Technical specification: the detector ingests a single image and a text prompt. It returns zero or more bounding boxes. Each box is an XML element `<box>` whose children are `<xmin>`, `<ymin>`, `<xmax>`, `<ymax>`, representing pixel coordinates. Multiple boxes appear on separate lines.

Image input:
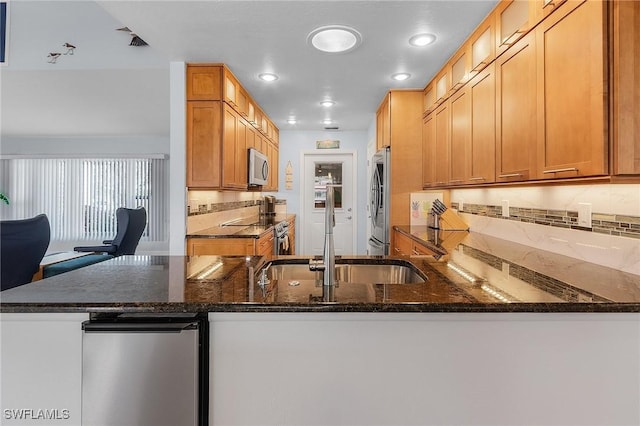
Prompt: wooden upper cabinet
<box><xmin>187</xmin><ymin>66</ymin><xmax>222</xmax><ymax>100</ymax></box>
<box><xmin>422</xmin><ymin>114</ymin><xmax>436</xmax><ymax>188</ymax></box>
<box><xmin>434</xmin><ymin>69</ymin><xmax>449</xmax><ymax>105</ymax></box>
<box><xmin>433</xmin><ymin>101</ymin><xmax>450</xmax><ymax>187</ymax></box>
<box><xmin>376</xmin><ymin>93</ymin><xmax>391</xmax><ymax>150</ymax></box>
<box><xmin>536</xmin><ymin>0</ymin><xmax>607</xmax><ymax>179</ymax></box>
<box><xmin>449</xmin><ymin>51</ymin><xmax>470</xmax><ymax>96</ymax></box>
<box><xmin>423</xmin><ymin>83</ymin><xmax>436</xmax><ymax>115</ymax></box>
<box><xmin>469</xmin><ymin>15</ymin><xmax>496</xmax><ymax>77</ymax></box>
<box><xmin>495</xmin><ymin>31</ymin><xmax>537</xmax><ymax>182</ymax></box>
<box><xmin>187</xmin><ymin>101</ymin><xmax>222</xmax><ymax>188</ymax></box>
<box><xmin>223</xmin><ymin>71</ymin><xmax>241</xmax><ymax>109</ymax></box>
<box><xmin>237</xmin><ymin>88</ymin><xmax>249</xmax><ymax>118</ymax></box>
<box><xmin>611</xmin><ymin>0</ymin><xmax>640</xmax><ymax>175</ymax></box>
<box><xmin>448</xmin><ymin>88</ymin><xmax>470</xmax><ymax>186</ymax></box>
<box><xmin>468</xmin><ymin>63</ymin><xmax>496</xmax><ymax>184</ymax></box>
<box><xmin>495</xmin><ymin>0</ymin><xmax>539</xmax><ymax>57</ymax></box>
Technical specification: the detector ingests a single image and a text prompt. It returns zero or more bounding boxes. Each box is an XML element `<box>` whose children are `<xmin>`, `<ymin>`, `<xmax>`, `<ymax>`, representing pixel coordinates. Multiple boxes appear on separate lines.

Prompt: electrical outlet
<box><xmin>458</xmin><ymin>199</ymin><xmax>464</xmax><ymax>212</ymax></box>
<box><xmin>501</xmin><ymin>200</ymin><xmax>509</xmax><ymax>218</ymax></box>
<box><xmin>578</xmin><ymin>203</ymin><xmax>592</xmax><ymax>228</ymax></box>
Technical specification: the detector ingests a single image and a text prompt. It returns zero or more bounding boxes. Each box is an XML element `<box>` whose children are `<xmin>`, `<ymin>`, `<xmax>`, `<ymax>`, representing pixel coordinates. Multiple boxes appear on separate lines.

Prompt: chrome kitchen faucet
<box><xmin>309</xmin><ymin>185</ymin><xmax>336</xmax><ymax>287</ymax></box>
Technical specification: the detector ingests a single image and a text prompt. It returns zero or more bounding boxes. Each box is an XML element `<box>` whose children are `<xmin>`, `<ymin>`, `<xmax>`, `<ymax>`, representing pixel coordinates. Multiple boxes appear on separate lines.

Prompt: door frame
<box><xmin>299</xmin><ymin>150</ymin><xmax>358</xmax><ymax>256</ymax></box>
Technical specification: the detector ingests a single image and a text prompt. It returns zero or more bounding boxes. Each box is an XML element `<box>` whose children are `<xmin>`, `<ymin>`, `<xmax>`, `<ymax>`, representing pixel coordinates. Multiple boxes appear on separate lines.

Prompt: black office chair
<box><xmin>1</xmin><ymin>214</ymin><xmax>51</xmax><ymax>291</ymax></box>
<box><xmin>74</xmin><ymin>207</ymin><xmax>147</xmax><ymax>256</ymax></box>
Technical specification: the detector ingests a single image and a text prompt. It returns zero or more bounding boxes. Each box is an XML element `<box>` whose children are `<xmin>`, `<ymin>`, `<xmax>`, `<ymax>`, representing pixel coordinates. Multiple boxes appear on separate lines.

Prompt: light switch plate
<box><xmin>578</xmin><ymin>203</ymin><xmax>592</xmax><ymax>228</ymax></box>
<box><xmin>458</xmin><ymin>199</ymin><xmax>464</xmax><ymax>212</ymax></box>
<box><xmin>501</xmin><ymin>200</ymin><xmax>509</xmax><ymax>218</ymax></box>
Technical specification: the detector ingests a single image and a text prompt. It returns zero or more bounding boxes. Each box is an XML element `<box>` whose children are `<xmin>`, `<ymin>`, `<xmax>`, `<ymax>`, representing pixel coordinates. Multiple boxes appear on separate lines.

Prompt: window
<box><xmin>314</xmin><ymin>162</ymin><xmax>342</xmax><ymax>209</ymax></box>
<box><xmin>0</xmin><ymin>157</ymin><xmax>167</xmax><ymax>242</ymax></box>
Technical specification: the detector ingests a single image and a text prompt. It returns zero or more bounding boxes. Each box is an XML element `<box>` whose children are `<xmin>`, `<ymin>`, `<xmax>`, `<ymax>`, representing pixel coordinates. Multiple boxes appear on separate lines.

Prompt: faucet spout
<box><xmin>309</xmin><ymin>185</ymin><xmax>336</xmax><ymax>287</ymax></box>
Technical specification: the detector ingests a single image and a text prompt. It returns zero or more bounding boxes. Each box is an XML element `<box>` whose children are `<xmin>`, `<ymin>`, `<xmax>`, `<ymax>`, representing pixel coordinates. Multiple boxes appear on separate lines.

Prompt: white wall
<box><xmin>274</xmin><ymin>130</ymin><xmax>369</xmax><ymax>254</ymax></box>
<box><xmin>210</xmin><ymin>312</ymin><xmax>640</xmax><ymax>426</ymax></box>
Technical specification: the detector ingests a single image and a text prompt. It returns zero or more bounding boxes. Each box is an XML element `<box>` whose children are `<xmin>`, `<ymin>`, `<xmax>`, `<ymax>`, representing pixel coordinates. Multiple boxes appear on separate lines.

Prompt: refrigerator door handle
<box><xmin>368</xmin><ymin>237</ymin><xmax>384</xmax><ymax>248</ymax></box>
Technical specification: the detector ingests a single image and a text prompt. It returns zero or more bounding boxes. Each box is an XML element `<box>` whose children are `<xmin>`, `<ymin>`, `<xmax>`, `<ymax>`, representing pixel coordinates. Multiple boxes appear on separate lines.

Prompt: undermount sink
<box><xmin>265</xmin><ymin>260</ymin><xmax>427</xmax><ymax>284</ymax></box>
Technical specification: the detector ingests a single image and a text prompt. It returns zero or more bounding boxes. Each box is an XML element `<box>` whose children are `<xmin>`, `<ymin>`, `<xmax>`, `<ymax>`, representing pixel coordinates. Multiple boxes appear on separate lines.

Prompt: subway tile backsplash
<box><xmin>451</xmin><ymin>202</ymin><xmax>640</xmax><ymax>240</ymax></box>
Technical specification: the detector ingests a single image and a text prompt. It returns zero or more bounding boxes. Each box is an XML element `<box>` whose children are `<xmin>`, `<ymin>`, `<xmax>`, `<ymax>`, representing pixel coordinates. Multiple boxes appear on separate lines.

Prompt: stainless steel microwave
<box><xmin>248</xmin><ymin>148</ymin><xmax>269</xmax><ymax>186</ymax></box>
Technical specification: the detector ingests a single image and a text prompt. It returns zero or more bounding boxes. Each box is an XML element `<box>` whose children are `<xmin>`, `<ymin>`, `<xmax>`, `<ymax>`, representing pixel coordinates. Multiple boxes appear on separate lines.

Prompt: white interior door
<box><xmin>301</xmin><ymin>152</ymin><xmax>355</xmax><ymax>255</ymax></box>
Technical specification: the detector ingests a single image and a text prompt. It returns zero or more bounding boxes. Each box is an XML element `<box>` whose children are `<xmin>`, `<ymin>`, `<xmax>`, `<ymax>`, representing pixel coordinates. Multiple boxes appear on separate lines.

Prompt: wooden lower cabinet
<box><xmin>187</xmin><ymin>232</ymin><xmax>274</xmax><ymax>260</ymax></box>
<box><xmin>392</xmin><ymin>230</ymin><xmax>436</xmax><ymax>257</ymax></box>
<box><xmin>286</xmin><ymin>217</ymin><xmax>296</xmax><ymax>255</ymax></box>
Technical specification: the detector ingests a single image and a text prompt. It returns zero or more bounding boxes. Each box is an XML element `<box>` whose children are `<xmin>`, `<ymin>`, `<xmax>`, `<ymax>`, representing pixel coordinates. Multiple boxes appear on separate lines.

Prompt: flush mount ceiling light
<box><xmin>320</xmin><ymin>100</ymin><xmax>335</xmax><ymax>107</ymax></box>
<box><xmin>409</xmin><ymin>33</ymin><xmax>437</xmax><ymax>47</ymax></box>
<box><xmin>391</xmin><ymin>73</ymin><xmax>411</xmax><ymax>81</ymax></box>
<box><xmin>322</xmin><ymin>119</ymin><xmax>333</xmax><ymax>125</ymax></box>
<box><xmin>258</xmin><ymin>73</ymin><xmax>279</xmax><ymax>82</ymax></box>
<box><xmin>308</xmin><ymin>25</ymin><xmax>362</xmax><ymax>53</ymax></box>
<box><xmin>287</xmin><ymin>118</ymin><xmax>297</xmax><ymax>125</ymax></box>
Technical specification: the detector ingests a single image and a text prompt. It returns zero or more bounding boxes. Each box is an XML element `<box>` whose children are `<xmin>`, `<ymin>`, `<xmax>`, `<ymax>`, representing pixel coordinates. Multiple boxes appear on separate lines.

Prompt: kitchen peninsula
<box><xmin>2</xmin><ymin>231</ymin><xmax>639</xmax><ymax>426</ymax></box>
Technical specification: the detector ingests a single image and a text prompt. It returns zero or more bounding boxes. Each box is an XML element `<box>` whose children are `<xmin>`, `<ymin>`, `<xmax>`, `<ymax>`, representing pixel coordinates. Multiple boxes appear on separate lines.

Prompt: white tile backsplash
<box><xmin>453</xmin><ymin>183</ymin><xmax>640</xmax><ymax>276</ymax></box>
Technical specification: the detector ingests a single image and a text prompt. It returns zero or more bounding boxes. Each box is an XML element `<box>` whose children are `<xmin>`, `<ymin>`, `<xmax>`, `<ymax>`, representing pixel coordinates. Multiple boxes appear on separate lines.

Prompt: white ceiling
<box><xmin>1</xmin><ymin>0</ymin><xmax>498</xmax><ymax>138</ymax></box>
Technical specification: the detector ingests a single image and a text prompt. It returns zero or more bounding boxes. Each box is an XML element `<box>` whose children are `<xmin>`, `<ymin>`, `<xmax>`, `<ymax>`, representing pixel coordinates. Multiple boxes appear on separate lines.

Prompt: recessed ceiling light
<box><xmin>391</xmin><ymin>73</ymin><xmax>411</xmax><ymax>81</ymax></box>
<box><xmin>320</xmin><ymin>100</ymin><xmax>335</xmax><ymax>107</ymax></box>
<box><xmin>308</xmin><ymin>25</ymin><xmax>362</xmax><ymax>53</ymax></box>
<box><xmin>409</xmin><ymin>33</ymin><xmax>437</xmax><ymax>47</ymax></box>
<box><xmin>287</xmin><ymin>118</ymin><xmax>297</xmax><ymax>125</ymax></box>
<box><xmin>258</xmin><ymin>73</ymin><xmax>278</xmax><ymax>82</ymax></box>
<box><xmin>322</xmin><ymin>119</ymin><xmax>333</xmax><ymax>125</ymax></box>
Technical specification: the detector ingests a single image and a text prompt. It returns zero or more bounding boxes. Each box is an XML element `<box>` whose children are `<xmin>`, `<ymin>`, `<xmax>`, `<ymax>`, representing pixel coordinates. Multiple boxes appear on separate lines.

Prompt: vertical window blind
<box><xmin>0</xmin><ymin>157</ymin><xmax>167</xmax><ymax>242</ymax></box>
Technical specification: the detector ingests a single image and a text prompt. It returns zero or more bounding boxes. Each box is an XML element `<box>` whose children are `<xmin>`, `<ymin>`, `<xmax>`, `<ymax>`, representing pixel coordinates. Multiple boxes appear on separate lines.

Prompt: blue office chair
<box><xmin>74</xmin><ymin>207</ymin><xmax>147</xmax><ymax>256</ymax></box>
<box><xmin>1</xmin><ymin>214</ymin><xmax>51</xmax><ymax>291</ymax></box>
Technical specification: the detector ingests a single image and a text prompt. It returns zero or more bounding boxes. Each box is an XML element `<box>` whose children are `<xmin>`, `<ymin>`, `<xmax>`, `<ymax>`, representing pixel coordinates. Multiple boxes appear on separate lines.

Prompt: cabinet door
<box><xmin>495</xmin><ymin>0</ymin><xmax>539</xmax><ymax>57</ymax></box>
<box><xmin>469</xmin><ymin>63</ymin><xmax>496</xmax><ymax>184</ymax></box>
<box><xmin>222</xmin><ymin>104</ymin><xmax>239</xmax><ymax>189</ymax></box>
<box><xmin>236</xmin><ymin>118</ymin><xmax>249</xmax><ymax>188</ymax></box>
<box><xmin>422</xmin><ymin>114</ymin><xmax>436</xmax><ymax>188</ymax></box>
<box><xmin>536</xmin><ymin>0</ymin><xmax>607</xmax><ymax>179</ymax></box>
<box><xmin>187</xmin><ymin>66</ymin><xmax>222</xmax><ymax>101</ymax></box>
<box><xmin>392</xmin><ymin>230</ymin><xmax>413</xmax><ymax>256</ymax></box>
<box><xmin>376</xmin><ymin>94</ymin><xmax>391</xmax><ymax>150</ymax></box>
<box><xmin>612</xmin><ymin>0</ymin><xmax>640</xmax><ymax>175</ymax></box>
<box><xmin>469</xmin><ymin>16</ymin><xmax>495</xmax><ymax>77</ymax></box>
<box><xmin>434</xmin><ymin>102</ymin><xmax>450</xmax><ymax>187</ymax></box>
<box><xmin>495</xmin><ymin>31</ymin><xmax>537</xmax><ymax>182</ymax></box>
<box><xmin>223</xmin><ymin>71</ymin><xmax>239</xmax><ymax>108</ymax></box>
<box><xmin>187</xmin><ymin>238</ymin><xmax>253</xmax><ymax>256</ymax></box>
<box><xmin>449</xmin><ymin>88</ymin><xmax>470</xmax><ymax>186</ymax></box>
<box><xmin>187</xmin><ymin>101</ymin><xmax>221</xmax><ymax>188</ymax></box>
<box><xmin>423</xmin><ymin>84</ymin><xmax>436</xmax><ymax>115</ymax></box>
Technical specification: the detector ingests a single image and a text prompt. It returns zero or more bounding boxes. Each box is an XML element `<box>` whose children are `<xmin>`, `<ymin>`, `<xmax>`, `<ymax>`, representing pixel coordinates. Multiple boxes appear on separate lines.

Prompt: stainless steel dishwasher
<box><xmin>82</xmin><ymin>313</ymin><xmax>208</xmax><ymax>426</ymax></box>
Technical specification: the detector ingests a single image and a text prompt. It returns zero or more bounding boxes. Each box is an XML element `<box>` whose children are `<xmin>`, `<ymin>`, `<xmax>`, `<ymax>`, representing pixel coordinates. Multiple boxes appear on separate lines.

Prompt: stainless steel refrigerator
<box><xmin>368</xmin><ymin>147</ymin><xmax>390</xmax><ymax>255</ymax></box>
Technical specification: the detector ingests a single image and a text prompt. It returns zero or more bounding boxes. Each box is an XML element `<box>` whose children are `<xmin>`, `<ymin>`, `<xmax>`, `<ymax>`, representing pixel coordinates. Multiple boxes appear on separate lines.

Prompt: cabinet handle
<box><xmin>500</xmin><ymin>31</ymin><xmax>525</xmax><ymax>47</ymax></box>
<box><xmin>449</xmin><ymin>179</ymin><xmax>464</xmax><ymax>183</ymax></box>
<box><xmin>469</xmin><ymin>177</ymin><xmax>485</xmax><ymax>181</ymax></box>
<box><xmin>412</xmin><ymin>249</ymin><xmax>420</xmax><ymax>255</ymax></box>
<box><xmin>394</xmin><ymin>248</ymin><xmax>401</xmax><ymax>253</ymax></box>
<box><xmin>543</xmin><ymin>0</ymin><xmax>556</xmax><ymax>8</ymax></box>
<box><xmin>471</xmin><ymin>61</ymin><xmax>487</xmax><ymax>73</ymax></box>
<box><xmin>498</xmin><ymin>173</ymin><xmax>523</xmax><ymax>178</ymax></box>
<box><xmin>543</xmin><ymin>167</ymin><xmax>578</xmax><ymax>174</ymax></box>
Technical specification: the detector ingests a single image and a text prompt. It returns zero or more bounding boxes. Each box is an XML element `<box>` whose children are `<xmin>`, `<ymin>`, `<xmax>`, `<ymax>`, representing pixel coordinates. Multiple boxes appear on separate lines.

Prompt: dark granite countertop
<box><xmin>187</xmin><ymin>214</ymin><xmax>295</xmax><ymax>239</ymax></box>
<box><xmin>1</xmin><ymin>228</ymin><xmax>639</xmax><ymax>313</ymax></box>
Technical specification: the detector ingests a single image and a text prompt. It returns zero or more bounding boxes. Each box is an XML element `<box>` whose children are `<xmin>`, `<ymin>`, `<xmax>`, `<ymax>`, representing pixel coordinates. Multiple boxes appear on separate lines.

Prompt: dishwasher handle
<box><xmin>82</xmin><ymin>321</ymin><xmax>198</xmax><ymax>333</ymax></box>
